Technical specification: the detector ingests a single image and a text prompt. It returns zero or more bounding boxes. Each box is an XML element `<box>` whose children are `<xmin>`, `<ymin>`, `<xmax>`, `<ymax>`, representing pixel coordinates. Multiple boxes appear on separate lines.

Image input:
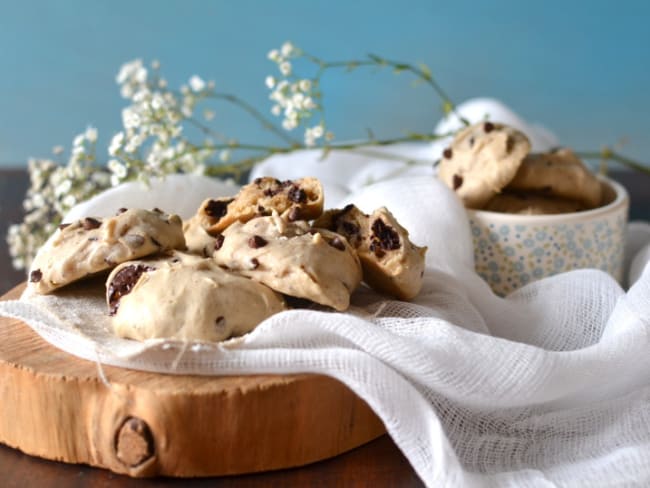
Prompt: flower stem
<box><xmin>576</xmin><ymin>150</ymin><xmax>650</xmax><ymax>175</ymax></box>
<box><xmin>205</xmin><ymin>92</ymin><xmax>301</xmax><ymax>146</ymax></box>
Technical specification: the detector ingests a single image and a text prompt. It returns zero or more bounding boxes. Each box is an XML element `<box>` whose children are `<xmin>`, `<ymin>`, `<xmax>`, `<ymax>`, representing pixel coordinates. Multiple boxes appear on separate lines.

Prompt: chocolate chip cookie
<box><xmin>106</xmin><ymin>252</ymin><xmax>286</xmax><ymax>342</ymax></box>
<box><xmin>197</xmin><ymin>176</ymin><xmax>324</xmax><ymax>234</ymax></box>
<box><xmin>507</xmin><ymin>148</ymin><xmax>602</xmax><ymax>208</ymax></box>
<box><xmin>437</xmin><ymin>122</ymin><xmax>531</xmax><ymax>209</ymax></box>
<box><xmin>314</xmin><ymin>205</ymin><xmax>427</xmax><ymax>300</ymax></box>
<box><xmin>29</xmin><ymin>208</ymin><xmax>185</xmax><ymax>294</ymax></box>
<box><xmin>212</xmin><ymin>213</ymin><xmax>362</xmax><ymax>311</ymax></box>
<box><xmin>483</xmin><ymin>192</ymin><xmax>586</xmax><ymax>215</ymax></box>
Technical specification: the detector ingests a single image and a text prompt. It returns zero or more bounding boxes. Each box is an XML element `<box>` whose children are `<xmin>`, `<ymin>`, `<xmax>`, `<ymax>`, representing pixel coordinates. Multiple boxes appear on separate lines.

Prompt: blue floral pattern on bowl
<box><xmin>467</xmin><ymin>178</ymin><xmax>629</xmax><ymax>296</ymax></box>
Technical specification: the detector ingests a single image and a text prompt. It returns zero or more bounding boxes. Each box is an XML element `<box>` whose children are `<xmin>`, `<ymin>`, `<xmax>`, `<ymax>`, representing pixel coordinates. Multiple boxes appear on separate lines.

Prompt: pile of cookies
<box><xmin>437</xmin><ymin>122</ymin><xmax>603</xmax><ymax>214</ymax></box>
<box><xmin>27</xmin><ymin>177</ymin><xmax>427</xmax><ymax>342</ymax></box>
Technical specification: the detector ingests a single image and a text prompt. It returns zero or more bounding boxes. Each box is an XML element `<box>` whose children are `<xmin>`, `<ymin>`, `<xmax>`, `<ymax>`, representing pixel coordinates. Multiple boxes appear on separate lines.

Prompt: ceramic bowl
<box><xmin>467</xmin><ymin>177</ymin><xmax>629</xmax><ymax>296</ymax></box>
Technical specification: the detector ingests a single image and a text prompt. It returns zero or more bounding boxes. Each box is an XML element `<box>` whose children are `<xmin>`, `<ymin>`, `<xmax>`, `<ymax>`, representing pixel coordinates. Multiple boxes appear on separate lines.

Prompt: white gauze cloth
<box><xmin>2</xmin><ymin>101</ymin><xmax>650</xmax><ymax>487</ymax></box>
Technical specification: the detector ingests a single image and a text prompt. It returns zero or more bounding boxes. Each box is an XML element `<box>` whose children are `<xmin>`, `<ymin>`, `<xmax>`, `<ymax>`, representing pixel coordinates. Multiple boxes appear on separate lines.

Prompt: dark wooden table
<box><xmin>0</xmin><ymin>168</ymin><xmax>649</xmax><ymax>487</ymax></box>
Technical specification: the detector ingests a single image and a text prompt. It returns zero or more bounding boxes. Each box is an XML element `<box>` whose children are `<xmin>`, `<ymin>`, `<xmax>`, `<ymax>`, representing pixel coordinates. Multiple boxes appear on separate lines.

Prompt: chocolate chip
<box><xmin>250</xmin><ymin>258</ymin><xmax>260</xmax><ymax>269</ymax></box>
<box><xmin>288</xmin><ymin>186</ymin><xmax>307</xmax><ymax>203</ymax></box>
<box><xmin>308</xmin><ymin>229</ymin><xmax>319</xmax><ymax>235</ymax></box>
<box><xmin>82</xmin><ymin>217</ymin><xmax>101</xmax><ymax>230</ymax></box>
<box><xmin>283</xmin><ymin>295</ymin><xmax>315</xmax><ymax>309</ymax></box>
<box><xmin>505</xmin><ymin>135</ymin><xmax>514</xmax><ymax>153</ymax></box>
<box><xmin>107</xmin><ymin>264</ymin><xmax>155</xmax><ymax>315</ymax></box>
<box><xmin>213</xmin><ymin>234</ymin><xmax>225</xmax><ymax>251</ymax></box>
<box><xmin>58</xmin><ymin>223</ymin><xmax>70</xmax><ymax>230</ymax></box>
<box><xmin>287</xmin><ymin>207</ymin><xmax>301</xmax><ymax>222</ymax></box>
<box><xmin>171</xmin><ymin>257</ymin><xmax>181</xmax><ymax>263</ymax></box>
<box><xmin>248</xmin><ymin>235</ymin><xmax>268</xmax><ymax>248</ymax></box>
<box><xmin>204</xmin><ymin>199</ymin><xmax>233</xmax><ymax>220</ymax></box>
<box><xmin>469</xmin><ymin>136</ymin><xmax>475</xmax><ymax>147</ymax></box>
<box><xmin>29</xmin><ymin>269</ymin><xmax>42</xmax><ymax>283</ymax></box>
<box><xmin>342</xmin><ymin>204</ymin><xmax>354</xmax><ymax>213</ymax></box>
<box><xmin>88</xmin><ymin>237</ymin><xmax>98</xmax><ymax>242</ymax></box>
<box><xmin>263</xmin><ymin>188</ymin><xmax>278</xmax><ymax>197</ymax></box>
<box><xmin>117</xmin><ymin>208</ymin><xmax>128</xmax><ymax>214</ymax></box>
<box><xmin>453</xmin><ymin>174</ymin><xmax>464</xmax><ymax>190</ymax></box>
<box><xmin>152</xmin><ymin>207</ymin><xmax>163</xmax><ymax>214</ymax></box>
<box><xmin>253</xmin><ymin>177</ymin><xmax>263</xmax><ymax>186</ymax></box>
<box><xmin>150</xmin><ymin>237</ymin><xmax>161</xmax><ymax>247</ymax></box>
<box><xmin>443</xmin><ymin>148</ymin><xmax>453</xmax><ymax>159</ymax></box>
<box><xmin>215</xmin><ymin>316</ymin><xmax>226</xmax><ymax>329</ymax></box>
<box><xmin>369</xmin><ymin>242</ymin><xmax>386</xmax><ymax>258</ymax></box>
<box><xmin>484</xmin><ymin>121</ymin><xmax>495</xmax><ymax>133</ymax></box>
<box><xmin>371</xmin><ymin>218</ymin><xmax>400</xmax><ymax>251</ymax></box>
<box><xmin>329</xmin><ymin>236</ymin><xmax>346</xmax><ymax>251</ymax></box>
<box><xmin>341</xmin><ymin>221</ymin><xmax>360</xmax><ymax>236</ymax></box>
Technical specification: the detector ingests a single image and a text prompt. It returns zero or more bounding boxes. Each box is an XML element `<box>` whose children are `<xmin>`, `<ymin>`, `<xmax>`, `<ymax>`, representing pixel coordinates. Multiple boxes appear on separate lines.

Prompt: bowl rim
<box><xmin>466</xmin><ymin>175</ymin><xmax>629</xmax><ymax>223</ymax></box>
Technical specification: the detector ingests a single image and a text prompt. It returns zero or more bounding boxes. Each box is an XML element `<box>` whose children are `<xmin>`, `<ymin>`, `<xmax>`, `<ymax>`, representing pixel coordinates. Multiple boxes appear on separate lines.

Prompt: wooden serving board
<box><xmin>0</xmin><ymin>285</ymin><xmax>385</xmax><ymax>478</ymax></box>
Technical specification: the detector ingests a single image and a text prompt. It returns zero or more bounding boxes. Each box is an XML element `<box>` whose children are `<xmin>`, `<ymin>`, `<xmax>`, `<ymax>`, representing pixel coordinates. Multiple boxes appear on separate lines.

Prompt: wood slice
<box><xmin>0</xmin><ymin>285</ymin><xmax>385</xmax><ymax>478</ymax></box>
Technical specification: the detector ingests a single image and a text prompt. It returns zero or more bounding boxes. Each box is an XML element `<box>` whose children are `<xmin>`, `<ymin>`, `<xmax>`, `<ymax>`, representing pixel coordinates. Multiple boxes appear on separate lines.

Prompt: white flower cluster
<box><xmin>8</xmin><ymin>60</ymin><xmax>222</xmax><ymax>270</ymax></box>
<box><xmin>266</xmin><ymin>42</ymin><xmax>331</xmax><ymax>147</ymax></box>
<box><xmin>7</xmin><ymin>128</ymin><xmax>110</xmax><ymax>270</ymax></box>
<box><xmin>109</xmin><ymin>59</ymin><xmax>215</xmax><ymax>186</ymax></box>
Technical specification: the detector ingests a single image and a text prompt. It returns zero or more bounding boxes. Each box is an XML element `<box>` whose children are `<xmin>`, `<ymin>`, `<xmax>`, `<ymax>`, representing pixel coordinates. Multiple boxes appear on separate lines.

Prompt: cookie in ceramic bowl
<box><xmin>467</xmin><ymin>177</ymin><xmax>628</xmax><ymax>296</ymax></box>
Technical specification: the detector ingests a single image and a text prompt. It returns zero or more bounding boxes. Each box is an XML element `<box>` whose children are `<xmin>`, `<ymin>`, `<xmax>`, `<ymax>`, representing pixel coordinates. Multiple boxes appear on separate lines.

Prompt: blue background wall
<box><xmin>0</xmin><ymin>0</ymin><xmax>648</xmax><ymax>166</ymax></box>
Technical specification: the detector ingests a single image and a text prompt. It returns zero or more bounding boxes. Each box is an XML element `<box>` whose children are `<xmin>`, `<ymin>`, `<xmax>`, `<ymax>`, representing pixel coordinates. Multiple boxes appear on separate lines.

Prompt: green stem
<box><xmin>205</xmin><ymin>92</ymin><xmax>300</xmax><ymax>146</ymax></box>
<box><xmin>301</xmin><ymin>50</ymin><xmax>468</xmax><ymax>125</ymax></box>
<box><xmin>576</xmin><ymin>150</ymin><xmax>650</xmax><ymax>175</ymax></box>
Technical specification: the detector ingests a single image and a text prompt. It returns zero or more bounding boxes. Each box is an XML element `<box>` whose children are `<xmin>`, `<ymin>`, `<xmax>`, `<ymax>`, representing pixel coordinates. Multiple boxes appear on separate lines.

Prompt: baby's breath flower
<box><xmin>265</xmin><ymin>76</ymin><xmax>276</xmax><ymax>89</ymax></box>
<box><xmin>267</xmin><ymin>49</ymin><xmax>281</xmax><ymax>62</ymax></box>
<box><xmin>62</xmin><ymin>194</ymin><xmax>77</xmax><ymax>208</ymax></box>
<box><xmin>109</xmin><ymin>132</ymin><xmax>124</xmax><ymax>156</ymax></box>
<box><xmin>73</xmin><ymin>134</ymin><xmax>85</xmax><ymax>147</ymax></box>
<box><xmin>279</xmin><ymin>61</ymin><xmax>292</xmax><ymax>77</ymax></box>
<box><xmin>189</xmin><ymin>75</ymin><xmax>206</xmax><ymax>92</ymax></box>
<box><xmin>281</xmin><ymin>42</ymin><xmax>294</xmax><ymax>58</ymax></box>
<box><xmin>85</xmin><ymin>126</ymin><xmax>98</xmax><ymax>143</ymax></box>
<box><xmin>282</xmin><ymin>118</ymin><xmax>298</xmax><ymax>130</ymax></box>
<box><xmin>122</xmin><ymin>107</ymin><xmax>141</xmax><ymax>130</ymax></box>
<box><xmin>52</xmin><ymin>145</ymin><xmax>65</xmax><ymax>155</ymax></box>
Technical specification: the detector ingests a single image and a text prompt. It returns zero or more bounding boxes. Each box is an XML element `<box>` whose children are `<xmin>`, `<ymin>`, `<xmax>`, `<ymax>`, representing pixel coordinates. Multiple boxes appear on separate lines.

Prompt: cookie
<box><xmin>506</xmin><ymin>148</ymin><xmax>602</xmax><ymax>208</ymax></box>
<box><xmin>197</xmin><ymin>176</ymin><xmax>324</xmax><ymax>234</ymax></box>
<box><xmin>437</xmin><ymin>122</ymin><xmax>531</xmax><ymax>209</ymax></box>
<box><xmin>183</xmin><ymin>215</ymin><xmax>222</xmax><ymax>257</ymax></box>
<box><xmin>106</xmin><ymin>252</ymin><xmax>286</xmax><ymax>342</ymax></box>
<box><xmin>212</xmin><ymin>213</ymin><xmax>362</xmax><ymax>311</ymax></box>
<box><xmin>484</xmin><ymin>192</ymin><xmax>586</xmax><ymax>215</ymax></box>
<box><xmin>314</xmin><ymin>205</ymin><xmax>427</xmax><ymax>300</ymax></box>
<box><xmin>29</xmin><ymin>208</ymin><xmax>185</xmax><ymax>294</ymax></box>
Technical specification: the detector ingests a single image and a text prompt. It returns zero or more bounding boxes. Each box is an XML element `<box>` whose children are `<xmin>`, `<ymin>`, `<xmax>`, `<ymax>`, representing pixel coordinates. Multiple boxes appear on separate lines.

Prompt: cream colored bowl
<box><xmin>466</xmin><ymin>177</ymin><xmax>629</xmax><ymax>296</ymax></box>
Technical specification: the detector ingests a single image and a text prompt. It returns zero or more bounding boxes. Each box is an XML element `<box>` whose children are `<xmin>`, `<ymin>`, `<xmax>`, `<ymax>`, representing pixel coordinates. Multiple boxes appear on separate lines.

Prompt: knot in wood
<box><xmin>115</xmin><ymin>416</ymin><xmax>155</xmax><ymax>467</ymax></box>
